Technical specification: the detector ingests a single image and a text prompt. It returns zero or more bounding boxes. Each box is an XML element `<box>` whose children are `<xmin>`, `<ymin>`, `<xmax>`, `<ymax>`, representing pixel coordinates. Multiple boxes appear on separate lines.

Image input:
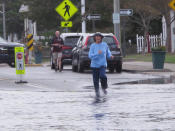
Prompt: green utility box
<box><xmin>152</xmin><ymin>51</ymin><xmax>166</xmax><ymax>69</ymax></box>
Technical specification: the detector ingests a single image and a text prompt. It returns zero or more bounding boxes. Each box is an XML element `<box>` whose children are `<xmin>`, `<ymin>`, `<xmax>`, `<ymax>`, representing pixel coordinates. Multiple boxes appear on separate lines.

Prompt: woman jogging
<box><xmin>88</xmin><ymin>33</ymin><xmax>114</xmax><ymax>97</ymax></box>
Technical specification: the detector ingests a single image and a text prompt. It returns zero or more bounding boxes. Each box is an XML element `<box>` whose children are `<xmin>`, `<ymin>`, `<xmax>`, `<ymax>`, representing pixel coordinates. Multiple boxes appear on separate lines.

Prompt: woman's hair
<box><xmin>93</xmin><ymin>33</ymin><xmax>104</xmax><ymax>42</ymax></box>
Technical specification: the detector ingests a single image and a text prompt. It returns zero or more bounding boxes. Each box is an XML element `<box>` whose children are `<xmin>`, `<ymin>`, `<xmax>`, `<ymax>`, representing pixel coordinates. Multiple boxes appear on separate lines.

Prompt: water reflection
<box><xmin>91</xmin><ymin>95</ymin><xmax>110</xmax><ymax>131</ymax></box>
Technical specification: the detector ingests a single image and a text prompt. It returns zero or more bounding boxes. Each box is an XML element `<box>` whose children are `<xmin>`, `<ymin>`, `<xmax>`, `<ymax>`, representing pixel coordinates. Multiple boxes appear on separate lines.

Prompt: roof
<box><xmin>61</xmin><ymin>33</ymin><xmax>85</xmax><ymax>37</ymax></box>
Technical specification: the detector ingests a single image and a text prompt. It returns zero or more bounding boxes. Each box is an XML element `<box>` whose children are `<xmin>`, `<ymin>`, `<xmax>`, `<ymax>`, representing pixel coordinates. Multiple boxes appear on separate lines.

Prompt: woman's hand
<box><xmin>111</xmin><ymin>55</ymin><xmax>114</xmax><ymax>59</ymax></box>
<box><xmin>98</xmin><ymin>50</ymin><xmax>102</xmax><ymax>54</ymax></box>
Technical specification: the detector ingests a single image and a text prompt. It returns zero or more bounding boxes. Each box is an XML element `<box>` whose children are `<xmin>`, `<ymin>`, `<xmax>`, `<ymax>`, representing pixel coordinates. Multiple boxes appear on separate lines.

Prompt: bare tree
<box><xmin>124</xmin><ymin>0</ymin><xmax>160</xmax><ymax>54</ymax></box>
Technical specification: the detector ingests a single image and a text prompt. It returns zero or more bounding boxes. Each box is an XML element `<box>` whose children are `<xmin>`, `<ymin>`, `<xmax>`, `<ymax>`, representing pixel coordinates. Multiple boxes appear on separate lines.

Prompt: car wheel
<box><xmin>78</xmin><ymin>59</ymin><xmax>84</xmax><ymax>73</ymax></box>
<box><xmin>51</xmin><ymin>62</ymin><xmax>55</xmax><ymax>69</ymax></box>
<box><xmin>8</xmin><ymin>62</ymin><xmax>15</xmax><ymax>68</ymax></box>
<box><xmin>109</xmin><ymin>67</ymin><xmax>114</xmax><ymax>73</ymax></box>
<box><xmin>72</xmin><ymin>57</ymin><xmax>78</xmax><ymax>72</ymax></box>
<box><xmin>72</xmin><ymin>64</ymin><xmax>77</xmax><ymax>72</ymax></box>
<box><xmin>50</xmin><ymin>55</ymin><xmax>55</xmax><ymax>69</ymax></box>
<box><xmin>116</xmin><ymin>61</ymin><xmax>122</xmax><ymax>73</ymax></box>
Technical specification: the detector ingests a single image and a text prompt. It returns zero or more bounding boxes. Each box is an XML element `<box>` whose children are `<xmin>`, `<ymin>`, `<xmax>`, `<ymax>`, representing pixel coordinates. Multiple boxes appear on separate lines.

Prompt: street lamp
<box><xmin>0</xmin><ymin>3</ymin><xmax>6</xmax><ymax>40</ymax></box>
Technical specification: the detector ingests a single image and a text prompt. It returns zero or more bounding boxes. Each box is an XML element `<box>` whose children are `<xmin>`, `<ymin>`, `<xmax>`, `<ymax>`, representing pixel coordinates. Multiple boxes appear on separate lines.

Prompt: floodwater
<box><xmin>1</xmin><ymin>82</ymin><xmax>175</xmax><ymax>130</ymax></box>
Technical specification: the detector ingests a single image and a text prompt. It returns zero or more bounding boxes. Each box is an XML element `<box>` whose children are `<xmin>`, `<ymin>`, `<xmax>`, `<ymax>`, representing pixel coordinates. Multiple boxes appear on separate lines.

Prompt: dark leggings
<box><xmin>92</xmin><ymin>67</ymin><xmax>108</xmax><ymax>93</ymax></box>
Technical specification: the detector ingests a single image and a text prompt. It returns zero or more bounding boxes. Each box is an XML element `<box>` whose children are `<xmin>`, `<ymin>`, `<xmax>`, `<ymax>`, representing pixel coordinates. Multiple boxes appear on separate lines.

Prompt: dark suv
<box><xmin>72</xmin><ymin>33</ymin><xmax>122</xmax><ymax>73</ymax></box>
<box><xmin>0</xmin><ymin>37</ymin><xmax>24</xmax><ymax>67</ymax></box>
<box><xmin>51</xmin><ymin>33</ymin><xmax>81</xmax><ymax>69</ymax></box>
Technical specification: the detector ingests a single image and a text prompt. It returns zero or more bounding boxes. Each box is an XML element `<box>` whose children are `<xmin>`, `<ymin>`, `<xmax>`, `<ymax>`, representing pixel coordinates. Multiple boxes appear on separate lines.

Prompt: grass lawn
<box><xmin>125</xmin><ymin>53</ymin><xmax>175</xmax><ymax>64</ymax></box>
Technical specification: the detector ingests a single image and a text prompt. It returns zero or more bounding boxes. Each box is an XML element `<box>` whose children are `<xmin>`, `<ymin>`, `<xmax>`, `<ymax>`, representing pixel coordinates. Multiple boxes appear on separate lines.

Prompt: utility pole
<box><xmin>2</xmin><ymin>3</ymin><xmax>6</xmax><ymax>40</ymax></box>
<box><xmin>0</xmin><ymin>3</ymin><xmax>6</xmax><ymax>40</ymax></box>
<box><xmin>81</xmin><ymin>0</ymin><xmax>86</xmax><ymax>33</ymax></box>
<box><xmin>113</xmin><ymin>0</ymin><xmax>121</xmax><ymax>44</ymax></box>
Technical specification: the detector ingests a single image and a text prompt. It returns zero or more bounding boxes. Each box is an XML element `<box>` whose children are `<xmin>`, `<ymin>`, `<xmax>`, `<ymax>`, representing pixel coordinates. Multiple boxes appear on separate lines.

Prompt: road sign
<box><xmin>86</xmin><ymin>14</ymin><xmax>101</xmax><ymax>20</ymax></box>
<box><xmin>17</xmin><ymin>53</ymin><xmax>22</xmax><ymax>59</ymax></box>
<box><xmin>120</xmin><ymin>9</ymin><xmax>133</xmax><ymax>16</ymax></box>
<box><xmin>169</xmin><ymin>0</ymin><xmax>175</xmax><ymax>11</ymax></box>
<box><xmin>113</xmin><ymin>13</ymin><xmax>120</xmax><ymax>24</ymax></box>
<box><xmin>55</xmin><ymin>0</ymin><xmax>78</xmax><ymax>21</ymax></box>
<box><xmin>61</xmin><ymin>21</ymin><xmax>72</xmax><ymax>27</ymax></box>
<box><xmin>15</xmin><ymin>47</ymin><xmax>25</xmax><ymax>75</ymax></box>
<box><xmin>27</xmin><ymin>34</ymin><xmax>34</xmax><ymax>51</ymax></box>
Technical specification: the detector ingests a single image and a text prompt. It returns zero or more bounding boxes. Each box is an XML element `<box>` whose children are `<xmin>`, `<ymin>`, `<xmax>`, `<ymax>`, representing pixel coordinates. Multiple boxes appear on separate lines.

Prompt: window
<box><xmin>87</xmin><ymin>36</ymin><xmax>117</xmax><ymax>49</ymax></box>
<box><xmin>64</xmin><ymin>36</ymin><xmax>80</xmax><ymax>47</ymax></box>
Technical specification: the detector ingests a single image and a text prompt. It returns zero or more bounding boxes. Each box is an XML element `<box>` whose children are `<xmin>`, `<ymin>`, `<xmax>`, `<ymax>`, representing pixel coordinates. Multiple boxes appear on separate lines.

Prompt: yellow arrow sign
<box><xmin>169</xmin><ymin>0</ymin><xmax>175</xmax><ymax>11</ymax></box>
<box><xmin>55</xmin><ymin>0</ymin><xmax>78</xmax><ymax>21</ymax></box>
<box><xmin>61</xmin><ymin>21</ymin><xmax>72</xmax><ymax>27</ymax></box>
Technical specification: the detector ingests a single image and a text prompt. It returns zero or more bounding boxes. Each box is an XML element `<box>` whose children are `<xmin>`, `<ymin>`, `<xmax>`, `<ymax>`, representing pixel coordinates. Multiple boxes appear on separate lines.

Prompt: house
<box><xmin>162</xmin><ymin>10</ymin><xmax>175</xmax><ymax>53</ymax></box>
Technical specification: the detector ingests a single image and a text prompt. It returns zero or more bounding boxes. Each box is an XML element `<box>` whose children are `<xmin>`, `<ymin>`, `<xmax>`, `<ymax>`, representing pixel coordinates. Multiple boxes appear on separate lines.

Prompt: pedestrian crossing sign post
<box><xmin>169</xmin><ymin>0</ymin><xmax>175</xmax><ymax>11</ymax></box>
<box><xmin>15</xmin><ymin>47</ymin><xmax>27</xmax><ymax>84</ymax></box>
<box><xmin>55</xmin><ymin>0</ymin><xmax>78</xmax><ymax>21</ymax></box>
<box><xmin>61</xmin><ymin>21</ymin><xmax>72</xmax><ymax>27</ymax></box>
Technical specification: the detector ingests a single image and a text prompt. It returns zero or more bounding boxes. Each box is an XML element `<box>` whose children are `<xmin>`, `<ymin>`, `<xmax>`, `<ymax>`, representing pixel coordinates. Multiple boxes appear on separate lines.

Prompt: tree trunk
<box><xmin>166</xmin><ymin>24</ymin><xmax>171</xmax><ymax>52</ymax></box>
<box><xmin>165</xmin><ymin>14</ymin><xmax>172</xmax><ymax>52</ymax></box>
<box><xmin>142</xmin><ymin>30</ymin><xmax>149</xmax><ymax>55</ymax></box>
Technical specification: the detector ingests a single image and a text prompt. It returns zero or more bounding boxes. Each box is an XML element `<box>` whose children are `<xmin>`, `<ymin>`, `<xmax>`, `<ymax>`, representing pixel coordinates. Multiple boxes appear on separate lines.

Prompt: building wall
<box><xmin>162</xmin><ymin>11</ymin><xmax>175</xmax><ymax>53</ymax></box>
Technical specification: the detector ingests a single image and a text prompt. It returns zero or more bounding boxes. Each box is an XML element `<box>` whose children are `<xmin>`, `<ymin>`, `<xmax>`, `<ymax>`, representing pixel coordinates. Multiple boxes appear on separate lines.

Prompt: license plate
<box><xmin>111</xmin><ymin>51</ymin><xmax>120</xmax><ymax>55</ymax></box>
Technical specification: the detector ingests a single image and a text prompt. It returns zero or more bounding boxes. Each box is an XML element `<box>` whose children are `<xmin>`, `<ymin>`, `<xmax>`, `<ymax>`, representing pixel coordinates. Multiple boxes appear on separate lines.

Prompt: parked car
<box><xmin>72</xmin><ymin>33</ymin><xmax>122</xmax><ymax>73</ymax></box>
<box><xmin>50</xmin><ymin>33</ymin><xmax>82</xmax><ymax>69</ymax></box>
<box><xmin>0</xmin><ymin>37</ymin><xmax>24</xmax><ymax>67</ymax></box>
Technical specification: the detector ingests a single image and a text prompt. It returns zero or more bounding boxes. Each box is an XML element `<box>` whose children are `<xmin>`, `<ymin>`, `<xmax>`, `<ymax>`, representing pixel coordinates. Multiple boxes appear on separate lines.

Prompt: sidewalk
<box><xmin>123</xmin><ymin>61</ymin><xmax>175</xmax><ymax>72</ymax></box>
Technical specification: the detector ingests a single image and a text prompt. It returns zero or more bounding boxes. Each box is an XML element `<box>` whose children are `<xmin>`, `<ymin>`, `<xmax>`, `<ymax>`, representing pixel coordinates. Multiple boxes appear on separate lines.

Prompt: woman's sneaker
<box><xmin>95</xmin><ymin>91</ymin><xmax>100</xmax><ymax>97</ymax></box>
<box><xmin>102</xmin><ymin>88</ymin><xmax>107</xmax><ymax>95</ymax></box>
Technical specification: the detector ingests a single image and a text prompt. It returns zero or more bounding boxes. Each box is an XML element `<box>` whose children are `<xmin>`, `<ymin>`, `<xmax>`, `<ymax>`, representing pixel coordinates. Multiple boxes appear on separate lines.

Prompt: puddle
<box><xmin>113</xmin><ymin>76</ymin><xmax>175</xmax><ymax>85</ymax></box>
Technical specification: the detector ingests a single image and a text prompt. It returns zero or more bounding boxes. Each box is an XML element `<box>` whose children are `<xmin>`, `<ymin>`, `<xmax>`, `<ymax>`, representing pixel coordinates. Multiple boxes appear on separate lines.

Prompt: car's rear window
<box><xmin>87</xmin><ymin>36</ymin><xmax>117</xmax><ymax>49</ymax></box>
<box><xmin>64</xmin><ymin>36</ymin><xmax>80</xmax><ymax>47</ymax></box>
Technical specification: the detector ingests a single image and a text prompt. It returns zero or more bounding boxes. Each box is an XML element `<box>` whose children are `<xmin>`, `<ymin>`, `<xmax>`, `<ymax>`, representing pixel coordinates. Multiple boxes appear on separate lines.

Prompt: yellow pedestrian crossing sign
<box><xmin>55</xmin><ymin>0</ymin><xmax>78</xmax><ymax>21</ymax></box>
<box><xmin>169</xmin><ymin>0</ymin><xmax>175</xmax><ymax>11</ymax></box>
<box><xmin>61</xmin><ymin>21</ymin><xmax>72</xmax><ymax>27</ymax></box>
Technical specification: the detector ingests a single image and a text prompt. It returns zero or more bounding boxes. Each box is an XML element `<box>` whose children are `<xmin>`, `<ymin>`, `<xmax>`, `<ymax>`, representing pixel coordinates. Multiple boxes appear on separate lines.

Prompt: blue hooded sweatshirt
<box><xmin>88</xmin><ymin>42</ymin><xmax>112</xmax><ymax>68</ymax></box>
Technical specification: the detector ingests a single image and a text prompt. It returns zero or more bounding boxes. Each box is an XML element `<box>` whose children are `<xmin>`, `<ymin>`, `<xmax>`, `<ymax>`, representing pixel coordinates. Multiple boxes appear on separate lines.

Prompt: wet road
<box><xmin>0</xmin><ymin>65</ymin><xmax>175</xmax><ymax>130</ymax></box>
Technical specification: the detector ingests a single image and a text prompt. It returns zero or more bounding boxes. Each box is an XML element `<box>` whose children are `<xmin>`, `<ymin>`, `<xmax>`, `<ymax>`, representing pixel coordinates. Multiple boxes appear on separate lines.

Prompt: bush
<box><xmin>151</xmin><ymin>46</ymin><xmax>166</xmax><ymax>51</ymax></box>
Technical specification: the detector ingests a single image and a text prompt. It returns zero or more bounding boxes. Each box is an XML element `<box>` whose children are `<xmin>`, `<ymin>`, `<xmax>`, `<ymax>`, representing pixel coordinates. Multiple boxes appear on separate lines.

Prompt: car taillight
<box><xmin>113</xmin><ymin>36</ymin><xmax>120</xmax><ymax>48</ymax></box>
<box><xmin>82</xmin><ymin>36</ymin><xmax>90</xmax><ymax>49</ymax></box>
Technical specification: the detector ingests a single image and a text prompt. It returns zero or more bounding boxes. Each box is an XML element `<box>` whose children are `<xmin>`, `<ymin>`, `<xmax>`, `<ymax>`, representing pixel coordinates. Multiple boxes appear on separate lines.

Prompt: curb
<box><xmin>25</xmin><ymin>64</ymin><xmax>43</xmax><ymax>67</ymax></box>
<box><xmin>123</xmin><ymin>69</ymin><xmax>173</xmax><ymax>73</ymax></box>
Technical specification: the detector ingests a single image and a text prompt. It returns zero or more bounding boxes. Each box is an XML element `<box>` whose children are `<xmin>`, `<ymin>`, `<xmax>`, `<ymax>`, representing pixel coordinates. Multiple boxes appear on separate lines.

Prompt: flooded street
<box><xmin>0</xmin><ymin>66</ymin><xmax>175</xmax><ymax>130</ymax></box>
<box><xmin>1</xmin><ymin>84</ymin><xmax>175</xmax><ymax>130</ymax></box>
